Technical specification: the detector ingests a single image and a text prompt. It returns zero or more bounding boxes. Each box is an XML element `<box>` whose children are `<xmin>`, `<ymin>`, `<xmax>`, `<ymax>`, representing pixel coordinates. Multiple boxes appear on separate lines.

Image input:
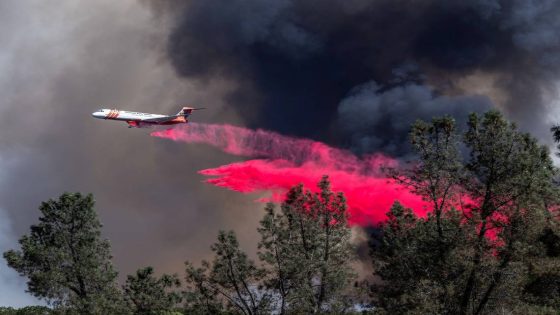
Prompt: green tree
<box><xmin>183</xmin><ymin>261</ymin><xmax>225</xmax><ymax>315</ymax></box>
<box><xmin>0</xmin><ymin>306</ymin><xmax>51</xmax><ymax>315</ymax></box>
<box><xmin>3</xmin><ymin>193</ymin><xmax>124</xmax><ymax>315</ymax></box>
<box><xmin>459</xmin><ymin>111</ymin><xmax>557</xmax><ymax>314</ymax></box>
<box><xmin>184</xmin><ymin>231</ymin><xmax>270</xmax><ymax>315</ymax></box>
<box><xmin>256</xmin><ymin>203</ymin><xmax>294</xmax><ymax>314</ymax></box>
<box><xmin>258</xmin><ymin>176</ymin><xmax>357</xmax><ymax>314</ymax></box>
<box><xmin>372</xmin><ymin>111</ymin><xmax>560</xmax><ymax>314</ymax></box>
<box><xmin>123</xmin><ymin>266</ymin><xmax>182</xmax><ymax>315</ymax></box>
<box><xmin>370</xmin><ymin>202</ymin><xmax>470</xmax><ymax>314</ymax></box>
<box><xmin>392</xmin><ymin>116</ymin><xmax>464</xmax><ymax>249</ymax></box>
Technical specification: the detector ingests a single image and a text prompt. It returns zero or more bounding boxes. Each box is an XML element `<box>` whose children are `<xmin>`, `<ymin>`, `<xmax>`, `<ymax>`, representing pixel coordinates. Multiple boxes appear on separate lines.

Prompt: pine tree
<box><xmin>459</xmin><ymin>111</ymin><xmax>558</xmax><ymax>314</ymax></box>
<box><xmin>183</xmin><ymin>261</ymin><xmax>224</xmax><ymax>315</ymax></box>
<box><xmin>257</xmin><ymin>203</ymin><xmax>294</xmax><ymax>314</ymax></box>
<box><xmin>371</xmin><ymin>202</ymin><xmax>471</xmax><ymax>314</ymax></box>
<box><xmin>0</xmin><ymin>306</ymin><xmax>52</xmax><ymax>315</ymax></box>
<box><xmin>372</xmin><ymin>111</ymin><xmax>560</xmax><ymax>314</ymax></box>
<box><xmin>258</xmin><ymin>176</ymin><xmax>357</xmax><ymax>314</ymax></box>
<box><xmin>3</xmin><ymin>193</ymin><xmax>124</xmax><ymax>315</ymax></box>
<box><xmin>184</xmin><ymin>231</ymin><xmax>270</xmax><ymax>315</ymax></box>
<box><xmin>123</xmin><ymin>266</ymin><xmax>182</xmax><ymax>315</ymax></box>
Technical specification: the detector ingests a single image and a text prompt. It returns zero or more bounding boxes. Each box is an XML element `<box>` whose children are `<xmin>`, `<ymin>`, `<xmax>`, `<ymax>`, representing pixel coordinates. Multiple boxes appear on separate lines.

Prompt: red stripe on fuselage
<box><xmin>107</xmin><ymin>110</ymin><xmax>119</xmax><ymax>119</ymax></box>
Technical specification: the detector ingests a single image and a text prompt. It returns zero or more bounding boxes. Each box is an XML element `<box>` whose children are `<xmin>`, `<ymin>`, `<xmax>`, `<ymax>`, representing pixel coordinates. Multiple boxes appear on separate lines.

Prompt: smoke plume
<box><xmin>153</xmin><ymin>0</ymin><xmax>560</xmax><ymax>153</ymax></box>
<box><xmin>337</xmin><ymin>81</ymin><xmax>492</xmax><ymax>155</ymax></box>
<box><xmin>152</xmin><ymin>124</ymin><xmax>428</xmax><ymax>225</ymax></box>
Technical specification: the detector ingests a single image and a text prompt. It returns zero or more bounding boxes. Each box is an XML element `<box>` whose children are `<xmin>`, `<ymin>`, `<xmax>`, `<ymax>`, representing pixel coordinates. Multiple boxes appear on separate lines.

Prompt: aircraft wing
<box><xmin>141</xmin><ymin>115</ymin><xmax>178</xmax><ymax>123</ymax></box>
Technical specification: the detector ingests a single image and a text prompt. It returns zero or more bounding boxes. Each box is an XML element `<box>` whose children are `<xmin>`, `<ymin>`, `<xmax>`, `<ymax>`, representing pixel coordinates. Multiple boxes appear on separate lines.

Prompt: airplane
<box><xmin>91</xmin><ymin>106</ymin><xmax>203</xmax><ymax>128</ymax></box>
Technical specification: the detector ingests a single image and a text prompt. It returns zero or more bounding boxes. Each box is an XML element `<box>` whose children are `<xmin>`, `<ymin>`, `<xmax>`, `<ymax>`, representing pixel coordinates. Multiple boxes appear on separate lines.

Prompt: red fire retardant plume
<box><xmin>151</xmin><ymin>123</ymin><xmax>428</xmax><ymax>226</ymax></box>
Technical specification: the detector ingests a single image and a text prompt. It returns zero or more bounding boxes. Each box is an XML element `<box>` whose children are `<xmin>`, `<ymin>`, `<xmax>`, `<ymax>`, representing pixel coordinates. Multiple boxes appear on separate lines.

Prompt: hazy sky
<box><xmin>0</xmin><ymin>0</ymin><xmax>264</xmax><ymax>306</ymax></box>
<box><xmin>2</xmin><ymin>0</ymin><xmax>560</xmax><ymax>307</ymax></box>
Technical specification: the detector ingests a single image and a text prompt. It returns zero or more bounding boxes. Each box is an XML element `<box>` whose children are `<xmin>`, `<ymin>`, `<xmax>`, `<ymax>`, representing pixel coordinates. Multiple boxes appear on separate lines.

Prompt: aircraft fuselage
<box><xmin>92</xmin><ymin>107</ymin><xmax>197</xmax><ymax>128</ymax></box>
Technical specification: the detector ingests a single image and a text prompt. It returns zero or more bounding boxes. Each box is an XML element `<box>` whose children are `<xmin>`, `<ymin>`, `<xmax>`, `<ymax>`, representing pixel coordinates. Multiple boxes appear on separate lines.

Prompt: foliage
<box><xmin>257</xmin><ymin>176</ymin><xmax>357</xmax><ymax>314</ymax></box>
<box><xmin>123</xmin><ymin>266</ymin><xmax>182</xmax><ymax>315</ymax></box>
<box><xmin>183</xmin><ymin>177</ymin><xmax>358</xmax><ymax>314</ymax></box>
<box><xmin>182</xmin><ymin>260</ymin><xmax>226</xmax><ymax>315</ymax></box>
<box><xmin>370</xmin><ymin>202</ymin><xmax>470</xmax><ymax>314</ymax></box>
<box><xmin>0</xmin><ymin>306</ymin><xmax>52</xmax><ymax>315</ymax></box>
<box><xmin>3</xmin><ymin>193</ymin><xmax>125</xmax><ymax>315</ymax></box>
<box><xmin>395</xmin><ymin>116</ymin><xmax>464</xmax><ymax>241</ymax></box>
<box><xmin>373</xmin><ymin>111</ymin><xmax>560</xmax><ymax>314</ymax></box>
<box><xmin>183</xmin><ymin>231</ymin><xmax>270</xmax><ymax>315</ymax></box>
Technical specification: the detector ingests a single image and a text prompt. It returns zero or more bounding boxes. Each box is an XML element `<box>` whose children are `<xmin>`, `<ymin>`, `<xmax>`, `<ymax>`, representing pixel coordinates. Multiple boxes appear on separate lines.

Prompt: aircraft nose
<box><xmin>92</xmin><ymin>112</ymin><xmax>102</xmax><ymax>118</ymax></box>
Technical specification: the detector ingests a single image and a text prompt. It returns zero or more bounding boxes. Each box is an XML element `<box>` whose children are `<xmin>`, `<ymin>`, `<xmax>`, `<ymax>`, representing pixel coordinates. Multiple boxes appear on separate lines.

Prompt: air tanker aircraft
<box><xmin>92</xmin><ymin>107</ymin><xmax>203</xmax><ymax>128</ymax></box>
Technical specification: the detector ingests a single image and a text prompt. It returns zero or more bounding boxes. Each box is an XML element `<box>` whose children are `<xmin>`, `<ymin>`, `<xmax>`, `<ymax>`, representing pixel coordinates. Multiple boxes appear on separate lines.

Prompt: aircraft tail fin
<box><xmin>177</xmin><ymin>106</ymin><xmax>205</xmax><ymax>117</ymax></box>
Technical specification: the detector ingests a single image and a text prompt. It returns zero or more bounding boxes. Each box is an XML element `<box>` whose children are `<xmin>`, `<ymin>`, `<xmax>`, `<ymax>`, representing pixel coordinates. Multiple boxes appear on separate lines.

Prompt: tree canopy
<box><xmin>123</xmin><ymin>266</ymin><xmax>182</xmax><ymax>315</ymax></box>
<box><xmin>3</xmin><ymin>193</ymin><xmax>124</xmax><ymax>314</ymax></box>
<box><xmin>3</xmin><ymin>110</ymin><xmax>560</xmax><ymax>314</ymax></box>
<box><xmin>372</xmin><ymin>111</ymin><xmax>560</xmax><ymax>314</ymax></box>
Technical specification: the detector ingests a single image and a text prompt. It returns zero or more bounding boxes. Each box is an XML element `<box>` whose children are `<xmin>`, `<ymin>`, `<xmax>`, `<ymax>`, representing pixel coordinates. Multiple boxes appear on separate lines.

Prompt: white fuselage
<box><xmin>92</xmin><ymin>109</ymin><xmax>166</xmax><ymax>121</ymax></box>
<box><xmin>91</xmin><ymin>108</ymin><xmax>189</xmax><ymax>128</ymax></box>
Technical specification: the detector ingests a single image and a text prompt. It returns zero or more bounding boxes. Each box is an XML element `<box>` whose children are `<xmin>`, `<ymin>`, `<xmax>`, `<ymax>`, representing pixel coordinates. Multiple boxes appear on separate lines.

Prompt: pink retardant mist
<box><xmin>152</xmin><ymin>123</ymin><xmax>429</xmax><ymax>226</ymax></box>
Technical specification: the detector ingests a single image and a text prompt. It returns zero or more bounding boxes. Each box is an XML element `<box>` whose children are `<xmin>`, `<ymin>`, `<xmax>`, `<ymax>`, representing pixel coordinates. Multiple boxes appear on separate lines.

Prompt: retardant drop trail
<box><xmin>151</xmin><ymin>123</ymin><xmax>428</xmax><ymax>226</ymax></box>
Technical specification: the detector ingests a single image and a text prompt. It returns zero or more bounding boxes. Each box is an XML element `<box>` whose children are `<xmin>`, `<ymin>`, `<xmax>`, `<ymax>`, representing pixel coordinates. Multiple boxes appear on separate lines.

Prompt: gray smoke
<box><xmin>338</xmin><ymin>81</ymin><xmax>493</xmax><ymax>156</ymax></box>
<box><xmin>0</xmin><ymin>207</ymin><xmax>42</xmax><ymax>307</ymax></box>
<box><xmin>0</xmin><ymin>0</ymin><xmax>264</xmax><ymax>306</ymax></box>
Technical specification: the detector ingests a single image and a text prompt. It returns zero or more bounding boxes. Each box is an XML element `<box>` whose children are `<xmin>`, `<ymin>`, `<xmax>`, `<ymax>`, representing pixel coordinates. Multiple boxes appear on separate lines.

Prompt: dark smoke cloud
<box><xmin>337</xmin><ymin>81</ymin><xmax>492</xmax><ymax>156</ymax></box>
<box><xmin>157</xmin><ymin>0</ymin><xmax>560</xmax><ymax>153</ymax></box>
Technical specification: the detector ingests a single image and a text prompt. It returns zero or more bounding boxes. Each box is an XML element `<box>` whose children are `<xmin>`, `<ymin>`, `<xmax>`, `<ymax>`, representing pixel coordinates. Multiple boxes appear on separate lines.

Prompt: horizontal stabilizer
<box><xmin>177</xmin><ymin>106</ymin><xmax>205</xmax><ymax>116</ymax></box>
